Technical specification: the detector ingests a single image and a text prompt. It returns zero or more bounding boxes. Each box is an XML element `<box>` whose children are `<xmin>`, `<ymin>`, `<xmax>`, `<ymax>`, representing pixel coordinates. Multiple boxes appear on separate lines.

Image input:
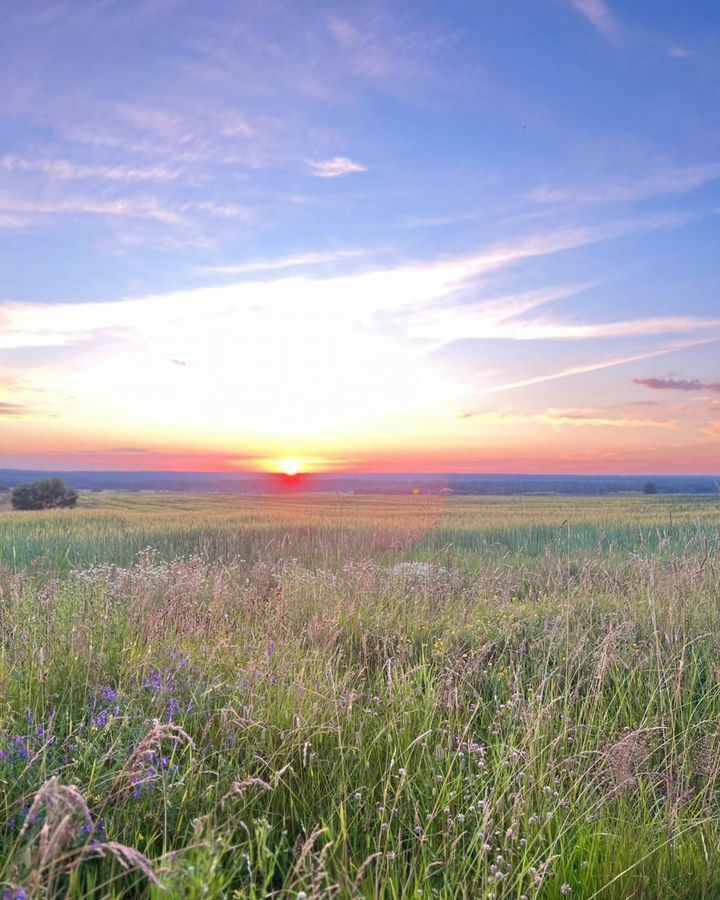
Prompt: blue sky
<box><xmin>0</xmin><ymin>0</ymin><xmax>719</xmax><ymax>473</ymax></box>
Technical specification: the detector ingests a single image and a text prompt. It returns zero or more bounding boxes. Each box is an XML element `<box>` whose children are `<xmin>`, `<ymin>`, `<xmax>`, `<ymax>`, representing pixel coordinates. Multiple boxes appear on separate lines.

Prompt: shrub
<box><xmin>11</xmin><ymin>478</ymin><xmax>79</xmax><ymax>511</ymax></box>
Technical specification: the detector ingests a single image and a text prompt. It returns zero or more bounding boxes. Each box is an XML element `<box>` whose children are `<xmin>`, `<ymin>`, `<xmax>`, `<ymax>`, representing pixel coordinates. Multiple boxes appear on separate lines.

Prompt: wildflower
<box><xmin>386</xmin><ymin>851</ymin><xmax>396</xmax><ymax>861</ymax></box>
<box><xmin>561</xmin><ymin>885</ymin><xmax>572</xmax><ymax>896</ymax></box>
<box><xmin>92</xmin><ymin>710</ymin><xmax>110</xmax><ymax>730</ymax></box>
<box><xmin>166</xmin><ymin>698</ymin><xmax>180</xmax><ymax>722</ymax></box>
<box><xmin>11</xmin><ymin>737</ymin><xmax>28</xmax><ymax>761</ymax></box>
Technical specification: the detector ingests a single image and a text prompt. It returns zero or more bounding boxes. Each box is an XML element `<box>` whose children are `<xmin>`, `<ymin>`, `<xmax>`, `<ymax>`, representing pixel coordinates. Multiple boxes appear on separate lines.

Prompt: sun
<box><xmin>279</xmin><ymin>458</ymin><xmax>301</xmax><ymax>477</ymax></box>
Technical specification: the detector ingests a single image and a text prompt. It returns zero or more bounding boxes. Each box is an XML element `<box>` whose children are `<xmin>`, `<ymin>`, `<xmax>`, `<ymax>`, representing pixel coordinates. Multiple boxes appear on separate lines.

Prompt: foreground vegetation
<box><xmin>0</xmin><ymin>492</ymin><xmax>719</xmax><ymax>898</ymax></box>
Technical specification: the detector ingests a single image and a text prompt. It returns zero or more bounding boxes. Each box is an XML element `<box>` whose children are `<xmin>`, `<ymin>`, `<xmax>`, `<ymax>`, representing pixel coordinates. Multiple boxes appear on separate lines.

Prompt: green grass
<box><xmin>0</xmin><ymin>493</ymin><xmax>719</xmax><ymax>898</ymax></box>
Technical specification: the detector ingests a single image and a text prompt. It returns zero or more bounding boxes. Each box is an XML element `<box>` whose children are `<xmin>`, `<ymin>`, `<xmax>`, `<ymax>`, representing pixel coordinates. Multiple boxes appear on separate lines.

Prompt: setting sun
<box><xmin>279</xmin><ymin>458</ymin><xmax>300</xmax><ymax>477</ymax></box>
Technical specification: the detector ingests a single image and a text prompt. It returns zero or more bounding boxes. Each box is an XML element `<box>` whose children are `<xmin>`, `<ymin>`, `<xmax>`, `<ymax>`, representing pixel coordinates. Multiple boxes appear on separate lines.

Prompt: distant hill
<box><xmin>0</xmin><ymin>469</ymin><xmax>718</xmax><ymax>496</ymax></box>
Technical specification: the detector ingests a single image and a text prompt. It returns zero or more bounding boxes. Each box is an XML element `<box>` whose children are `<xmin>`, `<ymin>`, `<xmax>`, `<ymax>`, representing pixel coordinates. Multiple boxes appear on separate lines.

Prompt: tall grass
<box><xmin>0</xmin><ymin>493</ymin><xmax>717</xmax><ymax>570</ymax></box>
<box><xmin>0</xmin><ymin>494</ymin><xmax>718</xmax><ymax>897</ymax></box>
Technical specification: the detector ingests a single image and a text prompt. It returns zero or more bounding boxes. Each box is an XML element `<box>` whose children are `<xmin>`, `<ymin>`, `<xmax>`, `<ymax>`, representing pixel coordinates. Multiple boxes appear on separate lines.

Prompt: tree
<box><xmin>642</xmin><ymin>482</ymin><xmax>658</xmax><ymax>495</ymax></box>
<box><xmin>11</xmin><ymin>478</ymin><xmax>78</xmax><ymax>511</ymax></box>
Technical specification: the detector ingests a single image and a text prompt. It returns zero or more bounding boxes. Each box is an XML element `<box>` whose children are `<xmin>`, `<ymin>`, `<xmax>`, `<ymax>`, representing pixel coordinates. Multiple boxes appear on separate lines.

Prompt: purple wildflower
<box><xmin>92</xmin><ymin>710</ymin><xmax>110</xmax><ymax>730</ymax></box>
<box><xmin>11</xmin><ymin>737</ymin><xmax>28</xmax><ymax>760</ymax></box>
<box><xmin>166</xmin><ymin>697</ymin><xmax>180</xmax><ymax>722</ymax></box>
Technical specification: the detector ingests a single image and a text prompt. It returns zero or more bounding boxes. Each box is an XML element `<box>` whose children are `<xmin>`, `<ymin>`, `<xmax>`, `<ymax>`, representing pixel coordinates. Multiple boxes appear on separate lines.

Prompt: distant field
<box><xmin>0</xmin><ymin>491</ymin><xmax>718</xmax><ymax>570</ymax></box>
<box><xmin>0</xmin><ymin>494</ymin><xmax>719</xmax><ymax>897</ymax></box>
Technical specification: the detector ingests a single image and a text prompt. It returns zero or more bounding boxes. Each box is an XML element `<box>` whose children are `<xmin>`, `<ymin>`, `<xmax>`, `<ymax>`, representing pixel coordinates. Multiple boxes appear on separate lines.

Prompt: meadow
<box><xmin>0</xmin><ymin>491</ymin><xmax>719</xmax><ymax>898</ymax></box>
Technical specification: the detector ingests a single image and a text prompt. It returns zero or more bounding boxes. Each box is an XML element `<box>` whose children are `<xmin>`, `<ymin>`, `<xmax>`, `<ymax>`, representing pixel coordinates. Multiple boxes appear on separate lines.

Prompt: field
<box><xmin>1</xmin><ymin>492</ymin><xmax>719</xmax><ymax>898</ymax></box>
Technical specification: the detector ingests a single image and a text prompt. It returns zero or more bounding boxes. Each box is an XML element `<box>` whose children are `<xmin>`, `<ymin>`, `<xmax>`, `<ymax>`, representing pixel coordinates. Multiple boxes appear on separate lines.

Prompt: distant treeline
<box><xmin>0</xmin><ymin>469</ymin><xmax>718</xmax><ymax>496</ymax></box>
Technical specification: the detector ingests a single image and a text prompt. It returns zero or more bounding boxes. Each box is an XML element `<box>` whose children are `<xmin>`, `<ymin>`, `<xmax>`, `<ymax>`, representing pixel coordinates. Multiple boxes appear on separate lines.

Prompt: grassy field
<box><xmin>0</xmin><ymin>492</ymin><xmax>719</xmax><ymax>898</ymax></box>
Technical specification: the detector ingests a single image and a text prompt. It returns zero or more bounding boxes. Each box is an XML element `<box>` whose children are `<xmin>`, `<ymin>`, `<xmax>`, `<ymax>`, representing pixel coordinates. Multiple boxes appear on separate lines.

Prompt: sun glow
<box><xmin>279</xmin><ymin>458</ymin><xmax>300</xmax><ymax>476</ymax></box>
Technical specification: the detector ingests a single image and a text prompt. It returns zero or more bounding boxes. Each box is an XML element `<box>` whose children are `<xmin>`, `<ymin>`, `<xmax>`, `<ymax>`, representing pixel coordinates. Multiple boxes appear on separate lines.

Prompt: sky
<box><xmin>0</xmin><ymin>0</ymin><xmax>719</xmax><ymax>475</ymax></box>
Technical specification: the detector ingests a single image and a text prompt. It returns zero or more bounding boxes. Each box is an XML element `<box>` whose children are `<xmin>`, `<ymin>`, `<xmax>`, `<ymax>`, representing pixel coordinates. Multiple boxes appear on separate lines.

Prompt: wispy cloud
<box><xmin>307</xmin><ymin>157</ymin><xmax>368</xmax><ymax>178</ymax></box>
<box><xmin>634</xmin><ymin>377</ymin><xmax>720</xmax><ymax>393</ymax></box>
<box><xmin>181</xmin><ymin>200</ymin><xmax>251</xmax><ymax>220</ymax></box>
<box><xmin>539</xmin><ymin>409</ymin><xmax>675</xmax><ymax>429</ymax></box>
<box><xmin>0</xmin><ymin>401</ymin><xmax>27</xmax><ymax>417</ymax></box>
<box><xmin>202</xmin><ymin>249</ymin><xmax>366</xmax><ymax>276</ymax></box>
<box><xmin>104</xmin><ymin>447</ymin><xmax>152</xmax><ymax>454</ymax></box>
<box><xmin>462</xmin><ymin>407</ymin><xmax>675</xmax><ymax>429</ymax></box>
<box><xmin>1</xmin><ymin>155</ymin><xmax>180</xmax><ymax>182</ymax></box>
<box><xmin>0</xmin><ymin>192</ymin><xmax>184</xmax><ymax>226</ymax></box>
<box><xmin>505</xmin><ymin>316</ymin><xmax>720</xmax><ymax>342</ymax></box>
<box><xmin>411</xmin><ymin>307</ymin><xmax>720</xmax><ymax>344</ymax></box>
<box><xmin>326</xmin><ymin>14</ymin><xmax>453</xmax><ymax>85</ymax></box>
<box><xmin>528</xmin><ymin>164</ymin><xmax>720</xmax><ymax>206</ymax></box>
<box><xmin>569</xmin><ymin>0</ymin><xmax>622</xmax><ymax>42</ymax></box>
<box><xmin>0</xmin><ymin>190</ymin><xmax>251</xmax><ymax>234</ymax></box>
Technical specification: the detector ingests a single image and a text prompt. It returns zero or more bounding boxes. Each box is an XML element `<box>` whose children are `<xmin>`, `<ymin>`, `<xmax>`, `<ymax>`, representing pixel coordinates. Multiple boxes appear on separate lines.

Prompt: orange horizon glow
<box><xmin>1</xmin><ymin>444</ymin><xmax>718</xmax><ymax>477</ymax></box>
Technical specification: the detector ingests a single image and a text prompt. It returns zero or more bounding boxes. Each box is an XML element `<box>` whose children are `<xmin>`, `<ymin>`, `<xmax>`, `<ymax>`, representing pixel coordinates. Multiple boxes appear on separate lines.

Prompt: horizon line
<box><xmin>1</xmin><ymin>468</ymin><xmax>718</xmax><ymax>479</ymax></box>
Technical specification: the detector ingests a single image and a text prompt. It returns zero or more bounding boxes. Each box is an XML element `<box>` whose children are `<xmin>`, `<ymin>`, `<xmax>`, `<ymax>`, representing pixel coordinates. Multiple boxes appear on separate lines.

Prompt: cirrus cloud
<box><xmin>307</xmin><ymin>157</ymin><xmax>368</xmax><ymax>178</ymax></box>
<box><xmin>569</xmin><ymin>0</ymin><xmax>622</xmax><ymax>42</ymax></box>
